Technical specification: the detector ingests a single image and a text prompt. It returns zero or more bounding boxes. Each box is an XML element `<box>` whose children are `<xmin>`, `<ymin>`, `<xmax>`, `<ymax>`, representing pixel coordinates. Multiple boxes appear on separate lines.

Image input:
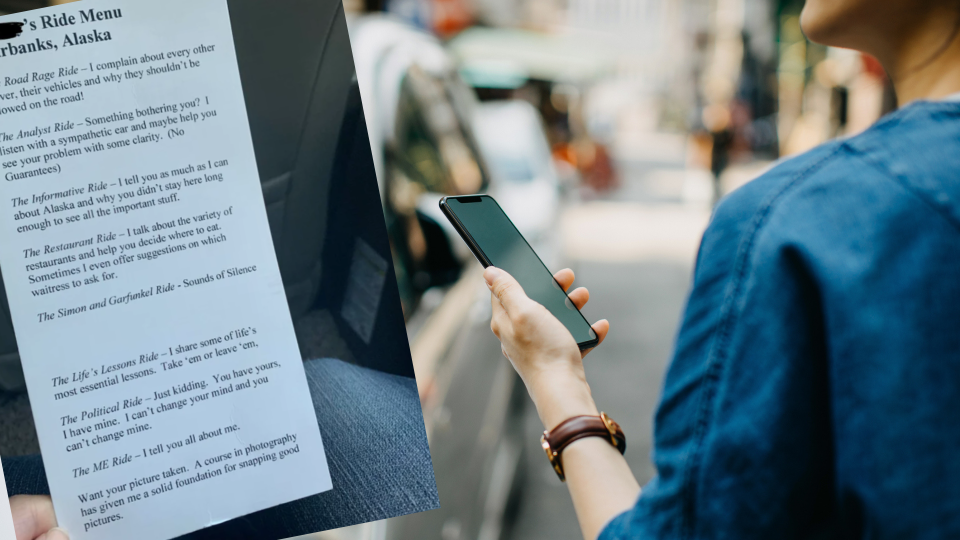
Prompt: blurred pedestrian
<box><xmin>484</xmin><ymin>0</ymin><xmax>960</xmax><ymax>537</ymax></box>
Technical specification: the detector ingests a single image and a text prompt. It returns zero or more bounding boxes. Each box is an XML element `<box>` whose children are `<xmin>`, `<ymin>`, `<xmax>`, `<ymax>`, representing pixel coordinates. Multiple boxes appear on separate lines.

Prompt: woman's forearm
<box><xmin>482</xmin><ymin>266</ymin><xmax>639</xmax><ymax>539</ymax></box>
<box><xmin>531</xmin><ymin>375</ymin><xmax>641</xmax><ymax>540</ymax></box>
<box><xmin>565</xmin><ymin>438</ymin><xmax>641</xmax><ymax>540</ymax></box>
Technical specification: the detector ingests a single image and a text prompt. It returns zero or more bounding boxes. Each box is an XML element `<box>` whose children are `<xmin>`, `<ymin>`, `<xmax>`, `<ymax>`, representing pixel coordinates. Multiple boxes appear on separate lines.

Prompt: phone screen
<box><xmin>442</xmin><ymin>195</ymin><xmax>598</xmax><ymax>349</ymax></box>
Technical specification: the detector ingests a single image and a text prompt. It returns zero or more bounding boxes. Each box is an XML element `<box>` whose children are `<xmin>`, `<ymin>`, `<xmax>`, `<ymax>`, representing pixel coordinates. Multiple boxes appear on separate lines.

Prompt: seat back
<box><xmin>0</xmin><ymin>0</ymin><xmax>355</xmax><ymax>391</ymax></box>
<box><xmin>230</xmin><ymin>0</ymin><xmax>354</xmax><ymax>317</ymax></box>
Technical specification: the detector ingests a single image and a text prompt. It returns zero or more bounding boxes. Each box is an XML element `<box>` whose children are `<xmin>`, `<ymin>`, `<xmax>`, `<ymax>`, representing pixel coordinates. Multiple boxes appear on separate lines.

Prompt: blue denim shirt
<box><xmin>600</xmin><ymin>99</ymin><xmax>960</xmax><ymax>539</ymax></box>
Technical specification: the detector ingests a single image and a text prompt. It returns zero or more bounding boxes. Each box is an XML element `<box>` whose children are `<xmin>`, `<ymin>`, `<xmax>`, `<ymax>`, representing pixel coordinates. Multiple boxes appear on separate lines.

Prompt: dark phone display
<box><xmin>444</xmin><ymin>196</ymin><xmax>597</xmax><ymax>347</ymax></box>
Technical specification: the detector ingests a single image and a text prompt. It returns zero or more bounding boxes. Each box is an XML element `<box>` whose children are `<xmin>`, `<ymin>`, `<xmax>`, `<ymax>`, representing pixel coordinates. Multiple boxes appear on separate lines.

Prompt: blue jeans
<box><xmin>3</xmin><ymin>358</ymin><xmax>439</xmax><ymax>539</ymax></box>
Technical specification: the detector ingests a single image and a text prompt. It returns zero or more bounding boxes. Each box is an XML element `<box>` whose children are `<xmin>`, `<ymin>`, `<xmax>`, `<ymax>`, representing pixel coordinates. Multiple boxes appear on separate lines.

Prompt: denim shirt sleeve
<box><xmin>599</xmin><ymin>143</ymin><xmax>845</xmax><ymax>540</ymax></box>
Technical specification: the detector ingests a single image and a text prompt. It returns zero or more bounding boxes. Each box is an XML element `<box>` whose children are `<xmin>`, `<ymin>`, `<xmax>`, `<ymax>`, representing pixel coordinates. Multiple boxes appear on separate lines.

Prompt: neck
<box><xmin>882</xmin><ymin>8</ymin><xmax>960</xmax><ymax>104</ymax></box>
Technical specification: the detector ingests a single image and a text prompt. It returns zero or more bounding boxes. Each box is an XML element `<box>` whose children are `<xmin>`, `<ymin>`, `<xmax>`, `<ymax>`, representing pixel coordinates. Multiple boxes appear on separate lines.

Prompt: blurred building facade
<box><xmin>3</xmin><ymin>0</ymin><xmax>900</xmax><ymax>162</ymax></box>
<box><xmin>342</xmin><ymin>0</ymin><xmax>897</xmax><ymax>154</ymax></box>
<box><xmin>773</xmin><ymin>0</ymin><xmax>896</xmax><ymax>156</ymax></box>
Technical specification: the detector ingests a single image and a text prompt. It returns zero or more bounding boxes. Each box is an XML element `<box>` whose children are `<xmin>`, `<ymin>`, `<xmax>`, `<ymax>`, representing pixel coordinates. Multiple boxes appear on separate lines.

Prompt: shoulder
<box><xmin>691</xmin><ymin>101</ymin><xmax>960</xmax><ymax>297</ymax></box>
<box><xmin>709</xmin><ymin>140</ymin><xmax>846</xmax><ymax>238</ymax></box>
<box><xmin>709</xmin><ymin>100</ymin><xmax>960</xmax><ymax>246</ymax></box>
<box><xmin>691</xmin><ymin>139</ymin><xmax>849</xmax><ymax>286</ymax></box>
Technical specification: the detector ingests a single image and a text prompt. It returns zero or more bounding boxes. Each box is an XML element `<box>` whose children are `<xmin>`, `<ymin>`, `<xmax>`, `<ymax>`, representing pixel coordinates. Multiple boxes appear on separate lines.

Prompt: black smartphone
<box><xmin>440</xmin><ymin>194</ymin><xmax>599</xmax><ymax>351</ymax></box>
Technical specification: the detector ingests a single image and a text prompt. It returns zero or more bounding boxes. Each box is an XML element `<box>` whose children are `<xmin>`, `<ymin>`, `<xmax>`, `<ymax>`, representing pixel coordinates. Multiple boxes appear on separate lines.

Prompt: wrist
<box><xmin>529</xmin><ymin>368</ymin><xmax>599</xmax><ymax>431</ymax></box>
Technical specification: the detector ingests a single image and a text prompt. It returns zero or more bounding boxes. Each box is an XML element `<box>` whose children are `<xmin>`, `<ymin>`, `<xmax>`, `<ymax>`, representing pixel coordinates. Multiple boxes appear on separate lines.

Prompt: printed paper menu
<box><xmin>0</xmin><ymin>0</ymin><xmax>332</xmax><ymax>538</ymax></box>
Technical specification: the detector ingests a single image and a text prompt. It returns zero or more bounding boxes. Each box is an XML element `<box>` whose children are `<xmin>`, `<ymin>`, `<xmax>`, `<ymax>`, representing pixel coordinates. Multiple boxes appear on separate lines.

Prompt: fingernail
<box><xmin>483</xmin><ymin>267</ymin><xmax>501</xmax><ymax>286</ymax></box>
<box><xmin>50</xmin><ymin>527</ymin><xmax>70</xmax><ymax>540</ymax></box>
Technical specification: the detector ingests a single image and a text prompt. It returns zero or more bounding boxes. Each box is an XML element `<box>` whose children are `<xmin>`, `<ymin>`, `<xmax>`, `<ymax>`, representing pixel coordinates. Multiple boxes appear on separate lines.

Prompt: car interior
<box><xmin>0</xmin><ymin>0</ymin><xmax>415</xmax><ymax>457</ymax></box>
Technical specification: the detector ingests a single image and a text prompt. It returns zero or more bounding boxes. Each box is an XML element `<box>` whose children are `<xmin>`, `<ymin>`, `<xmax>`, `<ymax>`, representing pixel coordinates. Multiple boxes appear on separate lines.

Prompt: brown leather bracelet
<box><xmin>541</xmin><ymin>412</ymin><xmax>626</xmax><ymax>481</ymax></box>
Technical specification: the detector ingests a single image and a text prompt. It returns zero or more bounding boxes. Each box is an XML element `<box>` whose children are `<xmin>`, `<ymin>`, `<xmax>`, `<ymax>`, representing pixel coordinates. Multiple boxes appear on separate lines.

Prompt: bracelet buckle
<box><xmin>540</xmin><ymin>433</ymin><xmax>565</xmax><ymax>481</ymax></box>
<box><xmin>600</xmin><ymin>411</ymin><xmax>622</xmax><ymax>450</ymax></box>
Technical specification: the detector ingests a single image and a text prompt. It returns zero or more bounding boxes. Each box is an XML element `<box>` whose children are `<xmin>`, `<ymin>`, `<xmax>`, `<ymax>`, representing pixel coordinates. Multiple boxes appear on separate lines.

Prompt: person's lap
<box><xmin>3</xmin><ymin>358</ymin><xmax>439</xmax><ymax>539</ymax></box>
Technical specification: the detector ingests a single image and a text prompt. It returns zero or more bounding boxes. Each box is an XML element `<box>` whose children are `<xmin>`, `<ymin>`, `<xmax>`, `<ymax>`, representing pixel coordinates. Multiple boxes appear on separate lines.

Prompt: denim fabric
<box><xmin>601</xmin><ymin>99</ymin><xmax>960</xmax><ymax>539</ymax></box>
<box><xmin>3</xmin><ymin>358</ymin><xmax>439</xmax><ymax>539</ymax></box>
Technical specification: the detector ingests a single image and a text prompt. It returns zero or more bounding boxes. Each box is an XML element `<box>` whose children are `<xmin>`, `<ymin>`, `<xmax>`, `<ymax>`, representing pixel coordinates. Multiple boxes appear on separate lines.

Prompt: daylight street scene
<box><xmin>320</xmin><ymin>0</ymin><xmax>894</xmax><ymax>538</ymax></box>
<box><xmin>0</xmin><ymin>0</ymin><xmax>902</xmax><ymax>538</ymax></box>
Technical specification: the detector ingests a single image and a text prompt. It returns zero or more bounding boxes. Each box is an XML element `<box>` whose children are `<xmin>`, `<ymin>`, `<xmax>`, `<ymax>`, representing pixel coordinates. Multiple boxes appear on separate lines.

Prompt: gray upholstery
<box><xmin>231</xmin><ymin>0</ymin><xmax>354</xmax><ymax>316</ymax></box>
<box><xmin>0</xmin><ymin>0</ymin><xmax>354</xmax><ymax>391</ymax></box>
<box><xmin>0</xmin><ymin>270</ymin><xmax>19</xmax><ymax>391</ymax></box>
<box><xmin>0</xmin><ymin>0</ymin><xmax>42</xmax><ymax>14</ymax></box>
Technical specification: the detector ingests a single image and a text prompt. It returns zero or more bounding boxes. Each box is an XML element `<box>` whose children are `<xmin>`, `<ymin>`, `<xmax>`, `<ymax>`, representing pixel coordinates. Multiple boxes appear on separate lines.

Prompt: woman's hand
<box><xmin>484</xmin><ymin>266</ymin><xmax>609</xmax><ymax>431</ymax></box>
<box><xmin>486</xmin><ymin>267</ymin><xmax>640</xmax><ymax>540</ymax></box>
<box><xmin>9</xmin><ymin>495</ymin><xmax>68</xmax><ymax>540</ymax></box>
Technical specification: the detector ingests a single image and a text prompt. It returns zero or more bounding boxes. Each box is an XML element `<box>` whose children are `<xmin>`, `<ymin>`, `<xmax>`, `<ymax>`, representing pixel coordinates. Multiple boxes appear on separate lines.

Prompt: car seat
<box><xmin>0</xmin><ymin>0</ymin><xmax>354</xmax><ymax>391</ymax></box>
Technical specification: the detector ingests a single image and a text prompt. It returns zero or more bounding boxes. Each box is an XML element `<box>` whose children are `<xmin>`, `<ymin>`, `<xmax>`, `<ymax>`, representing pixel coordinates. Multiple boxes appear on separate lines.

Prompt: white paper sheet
<box><xmin>0</xmin><ymin>1</ymin><xmax>332</xmax><ymax>538</ymax></box>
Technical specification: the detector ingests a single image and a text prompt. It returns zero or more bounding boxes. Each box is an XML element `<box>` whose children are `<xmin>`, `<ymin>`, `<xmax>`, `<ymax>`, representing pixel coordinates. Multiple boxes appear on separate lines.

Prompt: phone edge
<box><xmin>440</xmin><ymin>197</ymin><xmax>492</xmax><ymax>267</ymax></box>
<box><xmin>440</xmin><ymin>196</ymin><xmax>599</xmax><ymax>351</ymax></box>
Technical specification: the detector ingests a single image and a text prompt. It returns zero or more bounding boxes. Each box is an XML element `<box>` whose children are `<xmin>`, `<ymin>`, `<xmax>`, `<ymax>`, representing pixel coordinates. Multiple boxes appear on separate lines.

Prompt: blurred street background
<box><xmin>331</xmin><ymin>0</ymin><xmax>894</xmax><ymax>539</ymax></box>
<box><xmin>0</xmin><ymin>0</ymin><xmax>897</xmax><ymax>538</ymax></box>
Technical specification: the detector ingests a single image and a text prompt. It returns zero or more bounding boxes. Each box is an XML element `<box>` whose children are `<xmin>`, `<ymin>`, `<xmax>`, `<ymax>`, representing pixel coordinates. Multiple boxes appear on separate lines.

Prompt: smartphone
<box><xmin>440</xmin><ymin>194</ymin><xmax>599</xmax><ymax>351</ymax></box>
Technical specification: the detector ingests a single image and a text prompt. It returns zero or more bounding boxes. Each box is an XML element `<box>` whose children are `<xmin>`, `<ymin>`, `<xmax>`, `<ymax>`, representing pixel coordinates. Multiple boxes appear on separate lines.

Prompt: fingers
<box><xmin>567</xmin><ymin>287</ymin><xmax>589</xmax><ymax>310</ymax></box>
<box><xmin>581</xmin><ymin>319</ymin><xmax>610</xmax><ymax>359</ymax></box>
<box><xmin>10</xmin><ymin>495</ymin><xmax>59</xmax><ymax>540</ymax></box>
<box><xmin>592</xmin><ymin>319</ymin><xmax>610</xmax><ymax>346</ymax></box>
<box><xmin>483</xmin><ymin>267</ymin><xmax>532</xmax><ymax>316</ymax></box>
<box><xmin>553</xmin><ymin>268</ymin><xmax>575</xmax><ymax>292</ymax></box>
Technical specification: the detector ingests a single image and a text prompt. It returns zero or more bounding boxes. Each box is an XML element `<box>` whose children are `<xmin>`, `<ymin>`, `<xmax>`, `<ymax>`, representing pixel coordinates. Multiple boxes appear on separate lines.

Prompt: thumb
<box><xmin>483</xmin><ymin>267</ymin><xmax>531</xmax><ymax>315</ymax></box>
<box><xmin>36</xmin><ymin>528</ymin><xmax>69</xmax><ymax>540</ymax></box>
<box><xmin>10</xmin><ymin>496</ymin><xmax>58</xmax><ymax>540</ymax></box>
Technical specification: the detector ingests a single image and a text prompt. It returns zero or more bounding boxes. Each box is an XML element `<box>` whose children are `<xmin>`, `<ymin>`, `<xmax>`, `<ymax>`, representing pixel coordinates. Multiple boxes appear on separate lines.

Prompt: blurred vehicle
<box><xmin>349</xmin><ymin>14</ymin><xmax>490</xmax><ymax>316</ymax></box>
<box><xmin>449</xmin><ymin>26</ymin><xmax>619</xmax><ymax>194</ymax></box>
<box><xmin>471</xmin><ymin>100</ymin><xmax>560</xmax><ymax>256</ymax></box>
<box><xmin>346</xmin><ymin>14</ymin><xmax>528</xmax><ymax>540</ymax></box>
